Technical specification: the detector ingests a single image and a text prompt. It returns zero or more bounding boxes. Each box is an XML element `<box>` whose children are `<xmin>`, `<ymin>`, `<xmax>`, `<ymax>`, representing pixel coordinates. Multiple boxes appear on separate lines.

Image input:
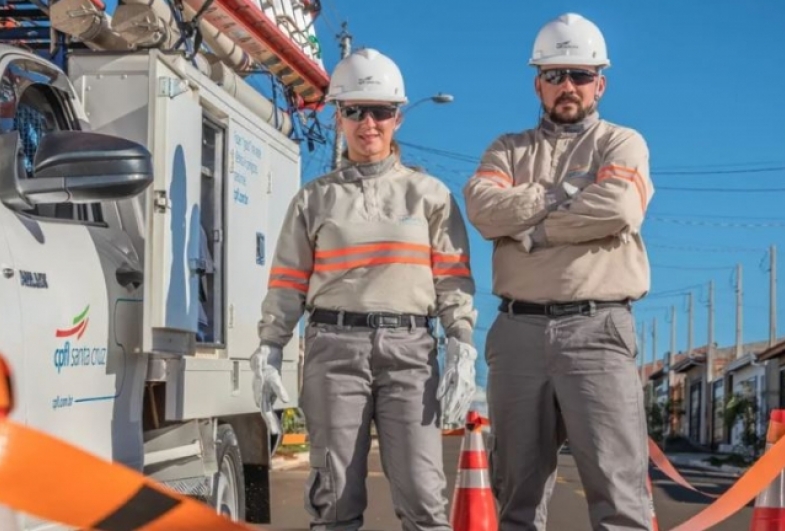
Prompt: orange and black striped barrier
<box><xmin>0</xmin><ymin>352</ymin><xmax>266</xmax><ymax>530</ymax></box>
<box><xmin>0</xmin><ymin>419</ymin><xmax>256</xmax><ymax>530</ymax></box>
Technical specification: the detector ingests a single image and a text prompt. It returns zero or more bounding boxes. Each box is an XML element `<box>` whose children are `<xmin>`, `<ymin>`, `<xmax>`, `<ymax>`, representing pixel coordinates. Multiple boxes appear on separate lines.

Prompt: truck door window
<box><xmin>197</xmin><ymin>119</ymin><xmax>225</xmax><ymax>346</ymax></box>
<box><xmin>13</xmin><ymin>84</ymin><xmax>102</xmax><ymax>223</ymax></box>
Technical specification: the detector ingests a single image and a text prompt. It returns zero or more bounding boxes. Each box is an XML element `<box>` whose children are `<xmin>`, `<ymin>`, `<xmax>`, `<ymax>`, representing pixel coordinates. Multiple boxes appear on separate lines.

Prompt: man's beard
<box><xmin>545</xmin><ymin>95</ymin><xmax>595</xmax><ymax>124</ymax></box>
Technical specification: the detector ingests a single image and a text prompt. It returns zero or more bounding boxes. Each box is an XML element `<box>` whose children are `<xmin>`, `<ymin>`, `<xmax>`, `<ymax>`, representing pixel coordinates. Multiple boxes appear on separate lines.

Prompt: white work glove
<box><xmin>513</xmin><ymin>223</ymin><xmax>548</xmax><ymax>253</ymax></box>
<box><xmin>545</xmin><ymin>180</ymin><xmax>583</xmax><ymax>211</ymax></box>
<box><xmin>250</xmin><ymin>344</ymin><xmax>289</xmax><ymax>437</ymax></box>
<box><xmin>618</xmin><ymin>226</ymin><xmax>637</xmax><ymax>244</ymax></box>
<box><xmin>437</xmin><ymin>338</ymin><xmax>477</xmax><ymax>427</ymax></box>
<box><xmin>518</xmin><ymin>180</ymin><xmax>584</xmax><ymax>252</ymax></box>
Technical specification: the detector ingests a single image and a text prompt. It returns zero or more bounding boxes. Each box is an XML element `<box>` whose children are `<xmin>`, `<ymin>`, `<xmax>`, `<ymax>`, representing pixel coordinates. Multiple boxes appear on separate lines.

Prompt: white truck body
<box><xmin>0</xmin><ymin>45</ymin><xmax>302</xmax><ymax>529</ymax></box>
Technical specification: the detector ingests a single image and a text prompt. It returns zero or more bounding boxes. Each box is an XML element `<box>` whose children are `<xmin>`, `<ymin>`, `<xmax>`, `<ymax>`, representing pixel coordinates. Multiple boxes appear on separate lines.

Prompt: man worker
<box><xmin>463</xmin><ymin>12</ymin><xmax>655</xmax><ymax>531</ymax></box>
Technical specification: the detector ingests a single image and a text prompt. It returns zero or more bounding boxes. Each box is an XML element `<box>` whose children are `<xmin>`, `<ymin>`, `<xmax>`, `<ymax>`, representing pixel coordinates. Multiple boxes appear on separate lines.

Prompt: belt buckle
<box><xmin>546</xmin><ymin>304</ymin><xmax>567</xmax><ymax>317</ymax></box>
<box><xmin>367</xmin><ymin>312</ymin><xmax>402</xmax><ymax>328</ymax></box>
<box><xmin>547</xmin><ymin>303</ymin><xmax>582</xmax><ymax>317</ymax></box>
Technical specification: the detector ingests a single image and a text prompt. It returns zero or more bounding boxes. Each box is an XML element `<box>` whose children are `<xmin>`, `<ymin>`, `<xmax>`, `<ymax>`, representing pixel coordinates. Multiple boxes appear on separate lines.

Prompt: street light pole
<box><xmin>331</xmin><ymin>23</ymin><xmax>352</xmax><ymax>170</ymax></box>
<box><xmin>403</xmin><ymin>92</ymin><xmax>455</xmax><ymax>115</ymax></box>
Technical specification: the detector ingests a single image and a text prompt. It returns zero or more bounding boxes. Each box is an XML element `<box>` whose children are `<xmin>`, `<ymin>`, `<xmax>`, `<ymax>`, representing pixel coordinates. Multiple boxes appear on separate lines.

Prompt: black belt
<box><xmin>310</xmin><ymin>308</ymin><xmax>430</xmax><ymax>329</ymax></box>
<box><xmin>499</xmin><ymin>297</ymin><xmax>630</xmax><ymax>317</ymax></box>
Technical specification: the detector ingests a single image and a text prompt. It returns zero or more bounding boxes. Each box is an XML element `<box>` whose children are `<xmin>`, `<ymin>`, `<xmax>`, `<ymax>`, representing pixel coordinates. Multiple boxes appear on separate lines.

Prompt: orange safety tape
<box><xmin>444</xmin><ymin>413</ymin><xmax>785</xmax><ymax>530</ymax></box>
<box><xmin>442</xmin><ymin>413</ymin><xmax>490</xmax><ymax>436</ymax></box>
<box><xmin>0</xmin><ymin>420</ymin><xmax>255</xmax><ymax>530</ymax></box>
<box><xmin>648</xmin><ymin>438</ymin><xmax>718</xmax><ymax>499</ymax></box>
<box><xmin>669</xmin><ymin>433</ymin><xmax>785</xmax><ymax>531</ymax></box>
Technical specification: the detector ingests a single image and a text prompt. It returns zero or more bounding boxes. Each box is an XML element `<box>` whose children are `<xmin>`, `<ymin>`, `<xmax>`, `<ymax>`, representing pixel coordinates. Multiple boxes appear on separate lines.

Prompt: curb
<box><xmin>272</xmin><ymin>451</ymin><xmax>310</xmax><ymax>471</ymax></box>
<box><xmin>271</xmin><ymin>439</ymin><xmax>379</xmax><ymax>471</ymax></box>
<box><xmin>666</xmin><ymin>456</ymin><xmax>748</xmax><ymax>478</ymax></box>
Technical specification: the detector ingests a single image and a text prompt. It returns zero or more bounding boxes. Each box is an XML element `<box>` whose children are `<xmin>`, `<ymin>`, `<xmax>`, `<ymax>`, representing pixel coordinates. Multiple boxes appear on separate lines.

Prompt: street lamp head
<box><xmin>431</xmin><ymin>92</ymin><xmax>454</xmax><ymax>104</ymax></box>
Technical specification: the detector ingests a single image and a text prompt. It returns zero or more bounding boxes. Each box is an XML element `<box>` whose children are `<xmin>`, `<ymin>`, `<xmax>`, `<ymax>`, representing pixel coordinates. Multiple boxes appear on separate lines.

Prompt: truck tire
<box><xmin>212</xmin><ymin>424</ymin><xmax>246</xmax><ymax>521</ymax></box>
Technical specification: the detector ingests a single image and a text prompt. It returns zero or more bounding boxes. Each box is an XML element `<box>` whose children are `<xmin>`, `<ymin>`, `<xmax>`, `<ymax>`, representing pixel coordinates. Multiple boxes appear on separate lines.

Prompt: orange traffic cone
<box><xmin>646</xmin><ymin>474</ymin><xmax>660</xmax><ymax>531</ymax></box>
<box><xmin>450</xmin><ymin>411</ymin><xmax>497</xmax><ymax>531</ymax></box>
<box><xmin>750</xmin><ymin>409</ymin><xmax>785</xmax><ymax>530</ymax></box>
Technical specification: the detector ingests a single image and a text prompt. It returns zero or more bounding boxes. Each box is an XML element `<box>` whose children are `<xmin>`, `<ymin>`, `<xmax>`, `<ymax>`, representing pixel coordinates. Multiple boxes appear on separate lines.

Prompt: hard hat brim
<box><xmin>529</xmin><ymin>56</ymin><xmax>610</xmax><ymax>69</ymax></box>
<box><xmin>326</xmin><ymin>91</ymin><xmax>408</xmax><ymax>105</ymax></box>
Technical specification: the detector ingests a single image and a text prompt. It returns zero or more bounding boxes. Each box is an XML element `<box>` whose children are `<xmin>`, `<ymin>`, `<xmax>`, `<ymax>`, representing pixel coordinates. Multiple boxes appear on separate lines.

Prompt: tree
<box><xmin>724</xmin><ymin>392</ymin><xmax>761</xmax><ymax>457</ymax></box>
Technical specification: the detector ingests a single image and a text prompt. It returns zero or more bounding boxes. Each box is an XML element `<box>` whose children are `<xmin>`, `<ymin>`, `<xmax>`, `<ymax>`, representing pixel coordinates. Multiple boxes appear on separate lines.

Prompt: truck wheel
<box><xmin>213</xmin><ymin>424</ymin><xmax>246</xmax><ymax>521</ymax></box>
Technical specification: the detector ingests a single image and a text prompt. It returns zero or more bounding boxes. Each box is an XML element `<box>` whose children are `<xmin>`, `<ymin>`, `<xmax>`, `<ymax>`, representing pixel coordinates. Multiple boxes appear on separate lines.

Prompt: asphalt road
<box><xmin>259</xmin><ymin>437</ymin><xmax>755</xmax><ymax>530</ymax></box>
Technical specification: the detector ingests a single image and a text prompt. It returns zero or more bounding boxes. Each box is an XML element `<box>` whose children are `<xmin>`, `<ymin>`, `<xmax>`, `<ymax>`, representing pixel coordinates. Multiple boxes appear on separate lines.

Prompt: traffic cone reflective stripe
<box><xmin>750</xmin><ymin>409</ymin><xmax>785</xmax><ymax>531</ymax></box>
<box><xmin>450</xmin><ymin>411</ymin><xmax>497</xmax><ymax>531</ymax></box>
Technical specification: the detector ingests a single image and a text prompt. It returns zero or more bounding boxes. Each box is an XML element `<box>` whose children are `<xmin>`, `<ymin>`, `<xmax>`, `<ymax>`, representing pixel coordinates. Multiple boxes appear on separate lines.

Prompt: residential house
<box><xmin>671</xmin><ymin>347</ymin><xmax>708</xmax><ymax>446</ymax></box>
<box><xmin>719</xmin><ymin>341</ymin><xmax>771</xmax><ymax>452</ymax></box>
<box><xmin>757</xmin><ymin>339</ymin><xmax>785</xmax><ymax>414</ymax></box>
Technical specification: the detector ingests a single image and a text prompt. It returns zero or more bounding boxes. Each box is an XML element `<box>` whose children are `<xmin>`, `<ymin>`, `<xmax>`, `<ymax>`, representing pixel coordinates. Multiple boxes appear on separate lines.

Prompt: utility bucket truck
<box><xmin>0</xmin><ymin>0</ymin><xmax>330</xmax><ymax>528</ymax></box>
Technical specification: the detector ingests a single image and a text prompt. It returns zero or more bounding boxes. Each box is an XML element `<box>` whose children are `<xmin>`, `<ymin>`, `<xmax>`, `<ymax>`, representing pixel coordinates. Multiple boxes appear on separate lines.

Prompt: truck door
<box><xmin>143</xmin><ymin>59</ymin><xmax>203</xmax><ymax>353</ymax></box>
<box><xmin>0</xmin><ymin>55</ymin><xmax>145</xmax><ymax>472</ymax></box>
<box><xmin>0</xmin><ymin>207</ymin><xmax>22</xmax><ymax>422</ymax></box>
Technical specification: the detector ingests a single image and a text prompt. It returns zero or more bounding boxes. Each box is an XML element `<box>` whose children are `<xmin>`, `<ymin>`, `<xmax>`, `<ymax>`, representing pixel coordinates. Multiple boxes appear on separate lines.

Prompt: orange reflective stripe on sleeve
<box><xmin>268</xmin><ymin>267</ymin><xmax>310</xmax><ymax>293</ymax></box>
<box><xmin>597</xmin><ymin>164</ymin><xmax>647</xmax><ymax>212</ymax></box>
<box><xmin>314</xmin><ymin>242</ymin><xmax>432</xmax><ymax>272</ymax></box>
<box><xmin>473</xmin><ymin>170</ymin><xmax>513</xmax><ymax>188</ymax></box>
<box><xmin>432</xmin><ymin>252</ymin><xmax>471</xmax><ymax>277</ymax></box>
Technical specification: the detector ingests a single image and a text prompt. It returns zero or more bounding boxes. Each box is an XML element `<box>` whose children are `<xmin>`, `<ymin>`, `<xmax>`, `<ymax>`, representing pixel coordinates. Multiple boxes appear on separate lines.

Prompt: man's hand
<box><xmin>437</xmin><ymin>338</ymin><xmax>477</xmax><ymax>427</ymax></box>
<box><xmin>250</xmin><ymin>344</ymin><xmax>290</xmax><ymax>436</ymax></box>
<box><xmin>513</xmin><ymin>223</ymin><xmax>548</xmax><ymax>253</ymax></box>
<box><xmin>545</xmin><ymin>179</ymin><xmax>585</xmax><ymax>211</ymax></box>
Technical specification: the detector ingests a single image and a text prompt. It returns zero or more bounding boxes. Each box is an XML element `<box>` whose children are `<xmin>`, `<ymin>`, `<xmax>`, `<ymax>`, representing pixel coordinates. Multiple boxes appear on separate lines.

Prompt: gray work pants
<box><xmin>300</xmin><ymin>321</ymin><xmax>451</xmax><ymax>531</ymax></box>
<box><xmin>486</xmin><ymin>307</ymin><xmax>650</xmax><ymax>531</ymax></box>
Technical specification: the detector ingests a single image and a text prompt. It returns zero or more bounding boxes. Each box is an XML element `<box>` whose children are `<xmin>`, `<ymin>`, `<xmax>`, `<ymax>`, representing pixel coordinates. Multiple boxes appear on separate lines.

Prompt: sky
<box><xmin>282</xmin><ymin>0</ymin><xmax>785</xmax><ymax>388</ymax></box>
<box><xmin>98</xmin><ymin>0</ymin><xmax>785</xmax><ymax>389</ymax></box>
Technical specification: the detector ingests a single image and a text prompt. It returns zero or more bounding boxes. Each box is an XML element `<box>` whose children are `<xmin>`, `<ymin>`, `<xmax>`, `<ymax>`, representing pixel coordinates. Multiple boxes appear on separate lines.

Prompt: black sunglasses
<box><xmin>540</xmin><ymin>69</ymin><xmax>598</xmax><ymax>86</ymax></box>
<box><xmin>339</xmin><ymin>105</ymin><xmax>399</xmax><ymax>122</ymax></box>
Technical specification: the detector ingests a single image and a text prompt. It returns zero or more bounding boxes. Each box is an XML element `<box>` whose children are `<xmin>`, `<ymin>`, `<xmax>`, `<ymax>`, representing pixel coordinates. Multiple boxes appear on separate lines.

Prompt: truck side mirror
<box><xmin>0</xmin><ymin>130</ymin><xmax>154</xmax><ymax>210</ymax></box>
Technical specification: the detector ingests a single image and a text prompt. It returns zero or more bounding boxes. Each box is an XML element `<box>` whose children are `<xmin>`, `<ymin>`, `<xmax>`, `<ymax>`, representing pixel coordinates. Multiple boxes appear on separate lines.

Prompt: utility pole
<box><xmin>736</xmin><ymin>263</ymin><xmax>743</xmax><ymax>358</ymax></box>
<box><xmin>670</xmin><ymin>305</ymin><xmax>677</xmax><ymax>367</ymax></box>
<box><xmin>331</xmin><ymin>22</ymin><xmax>352</xmax><ymax>170</ymax></box>
<box><xmin>665</xmin><ymin>306</ymin><xmax>676</xmax><ymax>437</ymax></box>
<box><xmin>705</xmin><ymin>280</ymin><xmax>715</xmax><ymax>447</ymax></box>
<box><xmin>707</xmin><ymin>280</ymin><xmax>715</xmax><ymax>376</ymax></box>
<box><xmin>639</xmin><ymin>321</ymin><xmax>646</xmax><ymax>380</ymax></box>
<box><xmin>651</xmin><ymin>317</ymin><xmax>658</xmax><ymax>369</ymax></box>
<box><xmin>771</xmin><ymin>245</ymin><xmax>778</xmax><ymax>347</ymax></box>
<box><xmin>687</xmin><ymin>291</ymin><xmax>694</xmax><ymax>356</ymax></box>
<box><xmin>651</xmin><ymin>317</ymin><xmax>658</xmax><ymax>411</ymax></box>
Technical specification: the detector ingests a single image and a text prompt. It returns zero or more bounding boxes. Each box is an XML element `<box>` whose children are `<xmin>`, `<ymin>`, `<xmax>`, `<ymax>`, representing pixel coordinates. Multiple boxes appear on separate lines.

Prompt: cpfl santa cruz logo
<box><xmin>53</xmin><ymin>305</ymin><xmax>107</xmax><ymax>374</ymax></box>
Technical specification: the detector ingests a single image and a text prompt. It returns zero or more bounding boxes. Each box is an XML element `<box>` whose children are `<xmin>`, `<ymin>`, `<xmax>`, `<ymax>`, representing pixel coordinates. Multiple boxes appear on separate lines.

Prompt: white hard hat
<box><xmin>529</xmin><ymin>13</ymin><xmax>610</xmax><ymax>69</ymax></box>
<box><xmin>326</xmin><ymin>48</ymin><xmax>408</xmax><ymax>104</ymax></box>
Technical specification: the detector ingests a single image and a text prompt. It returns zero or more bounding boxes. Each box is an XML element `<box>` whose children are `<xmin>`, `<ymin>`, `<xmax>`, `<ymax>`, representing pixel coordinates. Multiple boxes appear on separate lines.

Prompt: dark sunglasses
<box><xmin>540</xmin><ymin>69</ymin><xmax>598</xmax><ymax>86</ymax></box>
<box><xmin>339</xmin><ymin>105</ymin><xmax>399</xmax><ymax>122</ymax></box>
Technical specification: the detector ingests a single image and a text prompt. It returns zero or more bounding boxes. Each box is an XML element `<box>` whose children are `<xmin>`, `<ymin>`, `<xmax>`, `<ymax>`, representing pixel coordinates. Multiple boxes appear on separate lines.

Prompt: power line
<box><xmin>399</xmin><ymin>139</ymin><xmax>785</xmax><ymax>175</ymax></box>
<box><xmin>651</xmin><ymin>263</ymin><xmax>735</xmax><ymax>271</ymax></box>
<box><xmin>649</xmin><ymin>211</ymin><xmax>785</xmax><ymax>222</ymax></box>
<box><xmin>649</xmin><ymin>216</ymin><xmax>785</xmax><ymax>228</ymax></box>
<box><xmin>647</xmin><ymin>241</ymin><xmax>767</xmax><ymax>254</ymax></box>
<box><xmin>654</xmin><ymin>166</ymin><xmax>785</xmax><ymax>175</ymax></box>
<box><xmin>645</xmin><ymin>283</ymin><xmax>705</xmax><ymax>300</ymax></box>
<box><xmin>656</xmin><ymin>185</ymin><xmax>785</xmax><ymax>193</ymax></box>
